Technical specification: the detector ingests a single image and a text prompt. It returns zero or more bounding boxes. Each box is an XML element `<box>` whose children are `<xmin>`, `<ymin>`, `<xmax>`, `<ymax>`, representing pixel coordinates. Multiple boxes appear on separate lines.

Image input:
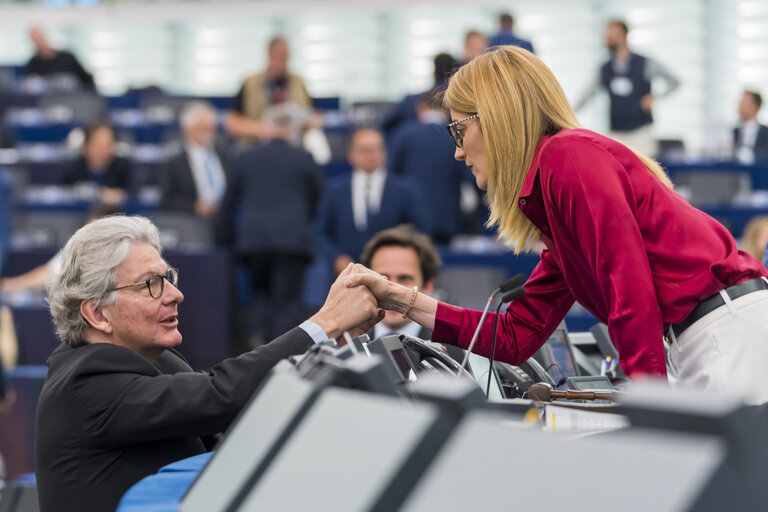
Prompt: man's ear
<box><xmin>80</xmin><ymin>299</ymin><xmax>112</xmax><ymax>336</ymax></box>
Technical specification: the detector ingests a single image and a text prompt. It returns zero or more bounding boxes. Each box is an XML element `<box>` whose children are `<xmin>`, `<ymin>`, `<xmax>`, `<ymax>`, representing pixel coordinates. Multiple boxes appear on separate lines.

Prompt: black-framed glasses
<box><xmin>446</xmin><ymin>113</ymin><xmax>479</xmax><ymax>148</ymax></box>
<box><xmin>111</xmin><ymin>268</ymin><xmax>179</xmax><ymax>299</ymax></box>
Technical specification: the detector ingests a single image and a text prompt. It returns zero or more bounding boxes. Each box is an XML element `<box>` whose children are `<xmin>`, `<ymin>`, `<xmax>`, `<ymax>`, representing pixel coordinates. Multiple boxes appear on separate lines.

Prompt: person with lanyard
<box><xmin>346</xmin><ymin>46</ymin><xmax>768</xmax><ymax>405</ymax></box>
<box><xmin>574</xmin><ymin>19</ymin><xmax>679</xmax><ymax>157</ymax></box>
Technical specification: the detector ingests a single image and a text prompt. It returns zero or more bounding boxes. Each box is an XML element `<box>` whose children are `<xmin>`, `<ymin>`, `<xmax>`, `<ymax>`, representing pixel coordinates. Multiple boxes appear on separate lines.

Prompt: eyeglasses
<box><xmin>446</xmin><ymin>114</ymin><xmax>479</xmax><ymax>148</ymax></box>
<box><xmin>111</xmin><ymin>268</ymin><xmax>179</xmax><ymax>299</ymax></box>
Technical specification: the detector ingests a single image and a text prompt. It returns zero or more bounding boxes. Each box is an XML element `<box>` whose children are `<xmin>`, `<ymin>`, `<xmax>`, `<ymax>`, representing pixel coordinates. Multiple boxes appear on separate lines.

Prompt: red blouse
<box><xmin>433</xmin><ymin>129</ymin><xmax>767</xmax><ymax>376</ymax></box>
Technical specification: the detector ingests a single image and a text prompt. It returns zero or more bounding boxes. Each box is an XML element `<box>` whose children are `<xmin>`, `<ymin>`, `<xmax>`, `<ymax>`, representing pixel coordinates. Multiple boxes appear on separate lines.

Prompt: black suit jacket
<box><xmin>35</xmin><ymin>328</ymin><xmax>312</xmax><ymax>512</ymax></box>
<box><xmin>216</xmin><ymin>140</ymin><xmax>323</xmax><ymax>258</ymax></box>
<box><xmin>733</xmin><ymin>124</ymin><xmax>768</xmax><ymax>161</ymax></box>
<box><xmin>60</xmin><ymin>155</ymin><xmax>133</xmax><ymax>192</ymax></box>
<box><xmin>160</xmin><ymin>145</ymin><xmax>230</xmax><ymax>214</ymax></box>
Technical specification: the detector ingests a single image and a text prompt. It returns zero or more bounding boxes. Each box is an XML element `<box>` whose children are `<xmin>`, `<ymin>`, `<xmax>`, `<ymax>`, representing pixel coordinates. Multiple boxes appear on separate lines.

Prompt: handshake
<box><xmin>309</xmin><ymin>263</ymin><xmax>436</xmax><ymax>341</ymax></box>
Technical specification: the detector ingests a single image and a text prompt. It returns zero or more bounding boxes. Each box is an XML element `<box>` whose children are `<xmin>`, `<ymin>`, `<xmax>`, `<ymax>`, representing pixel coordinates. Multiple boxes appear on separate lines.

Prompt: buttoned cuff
<box><xmin>299</xmin><ymin>320</ymin><xmax>331</xmax><ymax>344</ymax></box>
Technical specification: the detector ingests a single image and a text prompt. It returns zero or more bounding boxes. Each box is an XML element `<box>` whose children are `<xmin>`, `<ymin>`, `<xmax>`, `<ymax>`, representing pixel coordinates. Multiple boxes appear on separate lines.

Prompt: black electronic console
<box><xmin>493</xmin><ymin>357</ymin><xmax>555</xmax><ymax>399</ymax></box>
<box><xmin>565</xmin><ymin>375</ymin><xmax>614</xmax><ymax>391</ymax></box>
<box><xmin>400</xmin><ymin>335</ymin><xmax>473</xmax><ymax>378</ymax></box>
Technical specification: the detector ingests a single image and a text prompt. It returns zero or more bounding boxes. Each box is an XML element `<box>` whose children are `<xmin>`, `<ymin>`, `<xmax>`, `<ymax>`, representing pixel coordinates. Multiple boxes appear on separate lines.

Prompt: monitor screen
<box><xmin>390</xmin><ymin>348</ymin><xmax>413</xmax><ymax>380</ymax></box>
<box><xmin>539</xmin><ymin>329</ymin><xmax>579</xmax><ymax>381</ymax></box>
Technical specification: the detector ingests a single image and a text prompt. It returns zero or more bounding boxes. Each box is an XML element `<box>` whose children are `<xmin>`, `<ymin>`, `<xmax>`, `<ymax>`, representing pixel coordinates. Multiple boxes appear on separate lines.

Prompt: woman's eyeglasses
<box><xmin>446</xmin><ymin>114</ymin><xmax>479</xmax><ymax>148</ymax></box>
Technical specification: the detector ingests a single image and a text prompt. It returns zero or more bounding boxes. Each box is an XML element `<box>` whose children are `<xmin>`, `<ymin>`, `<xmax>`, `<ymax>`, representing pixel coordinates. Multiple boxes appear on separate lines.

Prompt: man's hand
<box><xmin>334</xmin><ymin>254</ymin><xmax>354</xmax><ymax>276</ymax></box>
<box><xmin>194</xmin><ymin>200</ymin><xmax>217</xmax><ymax>218</ymax></box>
<box><xmin>310</xmin><ymin>263</ymin><xmax>383</xmax><ymax>340</ymax></box>
<box><xmin>641</xmin><ymin>93</ymin><xmax>654</xmax><ymax>112</ymax></box>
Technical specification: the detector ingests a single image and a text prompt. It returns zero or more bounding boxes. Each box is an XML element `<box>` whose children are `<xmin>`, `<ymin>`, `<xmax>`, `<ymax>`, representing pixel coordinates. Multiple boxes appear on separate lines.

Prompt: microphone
<box><xmin>527</xmin><ymin>382</ymin><xmax>615</xmax><ymax>402</ymax></box>
<box><xmin>498</xmin><ymin>274</ymin><xmax>526</xmax><ymax>294</ymax></box>
<box><xmin>485</xmin><ymin>285</ymin><xmax>526</xmax><ymax>397</ymax></box>
<box><xmin>457</xmin><ymin>274</ymin><xmax>526</xmax><ymax>377</ymax></box>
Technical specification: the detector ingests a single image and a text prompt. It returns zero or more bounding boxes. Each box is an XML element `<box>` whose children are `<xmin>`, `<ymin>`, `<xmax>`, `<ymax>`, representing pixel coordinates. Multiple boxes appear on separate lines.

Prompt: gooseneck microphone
<box><xmin>486</xmin><ymin>286</ymin><xmax>526</xmax><ymax>397</ymax></box>
<box><xmin>458</xmin><ymin>274</ymin><xmax>526</xmax><ymax>376</ymax></box>
<box><xmin>527</xmin><ymin>382</ymin><xmax>616</xmax><ymax>402</ymax></box>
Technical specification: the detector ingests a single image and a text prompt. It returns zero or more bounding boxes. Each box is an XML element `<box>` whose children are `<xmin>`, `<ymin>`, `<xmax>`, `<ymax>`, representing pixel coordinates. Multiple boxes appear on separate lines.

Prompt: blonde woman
<box><xmin>348</xmin><ymin>47</ymin><xmax>768</xmax><ymax>404</ymax></box>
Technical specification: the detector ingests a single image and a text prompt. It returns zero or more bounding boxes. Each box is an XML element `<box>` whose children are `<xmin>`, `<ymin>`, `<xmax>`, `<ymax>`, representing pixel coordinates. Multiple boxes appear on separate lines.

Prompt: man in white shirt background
<box><xmin>161</xmin><ymin>101</ymin><xmax>228</xmax><ymax>218</ymax></box>
<box><xmin>734</xmin><ymin>89</ymin><xmax>768</xmax><ymax>164</ymax></box>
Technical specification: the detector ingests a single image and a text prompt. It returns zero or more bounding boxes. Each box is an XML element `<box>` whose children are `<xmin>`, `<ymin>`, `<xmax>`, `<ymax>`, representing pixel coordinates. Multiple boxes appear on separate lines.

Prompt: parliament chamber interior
<box><xmin>1</xmin><ymin>0</ymin><xmax>768</xmax><ymax>510</ymax></box>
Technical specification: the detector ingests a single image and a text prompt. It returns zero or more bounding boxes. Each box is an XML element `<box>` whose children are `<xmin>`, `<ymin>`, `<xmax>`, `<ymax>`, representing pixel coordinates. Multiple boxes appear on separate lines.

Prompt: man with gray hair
<box><xmin>160</xmin><ymin>101</ymin><xmax>228</xmax><ymax>218</ymax></box>
<box><xmin>35</xmin><ymin>215</ymin><xmax>381</xmax><ymax>512</ymax></box>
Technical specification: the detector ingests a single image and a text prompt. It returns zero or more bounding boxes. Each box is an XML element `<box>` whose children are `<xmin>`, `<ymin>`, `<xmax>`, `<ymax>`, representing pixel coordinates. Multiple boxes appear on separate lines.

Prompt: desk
<box><xmin>117</xmin><ymin>453</ymin><xmax>212</xmax><ymax>512</ymax></box>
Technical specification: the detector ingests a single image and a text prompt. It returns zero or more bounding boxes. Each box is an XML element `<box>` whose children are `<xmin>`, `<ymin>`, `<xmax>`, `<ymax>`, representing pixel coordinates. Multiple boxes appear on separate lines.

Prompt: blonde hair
<box><xmin>443</xmin><ymin>46</ymin><xmax>672</xmax><ymax>253</ymax></box>
<box><xmin>741</xmin><ymin>215</ymin><xmax>768</xmax><ymax>261</ymax></box>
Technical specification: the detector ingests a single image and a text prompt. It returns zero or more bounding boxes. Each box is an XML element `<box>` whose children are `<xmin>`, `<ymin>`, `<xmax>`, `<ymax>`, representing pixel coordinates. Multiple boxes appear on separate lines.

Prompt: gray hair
<box><xmin>179</xmin><ymin>100</ymin><xmax>217</xmax><ymax>129</ymax></box>
<box><xmin>48</xmin><ymin>215</ymin><xmax>162</xmax><ymax>346</ymax></box>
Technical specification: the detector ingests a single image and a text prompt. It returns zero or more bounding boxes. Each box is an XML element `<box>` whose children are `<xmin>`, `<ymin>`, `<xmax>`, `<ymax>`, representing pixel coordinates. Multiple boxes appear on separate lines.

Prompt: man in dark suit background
<box><xmin>734</xmin><ymin>89</ymin><xmax>768</xmax><ymax>163</ymax></box>
<box><xmin>316</xmin><ymin>127</ymin><xmax>429</xmax><ymax>276</ymax></box>
<box><xmin>36</xmin><ymin>215</ymin><xmax>380</xmax><ymax>512</ymax></box>
<box><xmin>160</xmin><ymin>101</ymin><xmax>229</xmax><ymax>218</ymax></box>
<box><xmin>360</xmin><ymin>225</ymin><xmax>441</xmax><ymax>341</ymax></box>
<box><xmin>389</xmin><ymin>95</ymin><xmax>478</xmax><ymax>244</ymax></box>
<box><xmin>217</xmin><ymin>107</ymin><xmax>324</xmax><ymax>345</ymax></box>
<box><xmin>24</xmin><ymin>26</ymin><xmax>95</xmax><ymax>90</ymax></box>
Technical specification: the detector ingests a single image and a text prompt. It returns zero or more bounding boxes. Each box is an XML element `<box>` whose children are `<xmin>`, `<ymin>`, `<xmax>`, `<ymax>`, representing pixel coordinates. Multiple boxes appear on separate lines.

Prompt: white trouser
<box><xmin>668</xmin><ymin>288</ymin><xmax>768</xmax><ymax>405</ymax></box>
<box><xmin>609</xmin><ymin>125</ymin><xmax>656</xmax><ymax>157</ymax></box>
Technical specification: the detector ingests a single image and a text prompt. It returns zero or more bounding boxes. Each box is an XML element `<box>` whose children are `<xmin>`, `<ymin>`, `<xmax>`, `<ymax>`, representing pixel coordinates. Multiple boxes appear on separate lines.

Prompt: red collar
<box><xmin>519</xmin><ymin>135</ymin><xmax>552</xmax><ymax>199</ymax></box>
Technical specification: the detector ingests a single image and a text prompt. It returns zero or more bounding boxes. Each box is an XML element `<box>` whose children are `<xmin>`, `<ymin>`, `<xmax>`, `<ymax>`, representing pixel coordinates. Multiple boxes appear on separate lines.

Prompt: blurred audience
<box><xmin>741</xmin><ymin>215</ymin><xmax>768</xmax><ymax>262</ymax></box>
<box><xmin>389</xmin><ymin>93</ymin><xmax>477</xmax><ymax>244</ymax></box>
<box><xmin>381</xmin><ymin>53</ymin><xmax>458</xmax><ymax>136</ymax></box>
<box><xmin>161</xmin><ymin>101</ymin><xmax>229</xmax><ymax>218</ymax></box>
<box><xmin>574</xmin><ymin>19</ymin><xmax>679</xmax><ymax>156</ymax></box>
<box><xmin>24</xmin><ymin>26</ymin><xmax>95</xmax><ymax>90</ymax></box>
<box><xmin>0</xmin><ymin>170</ymin><xmax>11</xmax><ymax>276</ymax></box>
<box><xmin>488</xmin><ymin>12</ymin><xmax>534</xmax><ymax>53</ymax></box>
<box><xmin>217</xmin><ymin>106</ymin><xmax>323</xmax><ymax>346</ymax></box>
<box><xmin>0</xmin><ymin>204</ymin><xmax>121</xmax><ymax>294</ymax></box>
<box><xmin>360</xmin><ymin>225</ymin><xmax>440</xmax><ymax>340</ymax></box>
<box><xmin>61</xmin><ymin>122</ymin><xmax>132</xmax><ymax>205</ymax></box>
<box><xmin>734</xmin><ymin>90</ymin><xmax>768</xmax><ymax>164</ymax></box>
<box><xmin>226</xmin><ymin>36</ymin><xmax>313</xmax><ymax>145</ymax></box>
<box><xmin>461</xmin><ymin>30</ymin><xmax>488</xmax><ymax>65</ymax></box>
<box><xmin>317</xmin><ymin>127</ymin><xmax>428</xmax><ymax>276</ymax></box>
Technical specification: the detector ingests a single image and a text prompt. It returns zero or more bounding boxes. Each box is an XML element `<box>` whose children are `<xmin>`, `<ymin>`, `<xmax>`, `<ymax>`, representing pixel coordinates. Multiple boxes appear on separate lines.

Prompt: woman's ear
<box><xmin>80</xmin><ymin>299</ymin><xmax>112</xmax><ymax>336</ymax></box>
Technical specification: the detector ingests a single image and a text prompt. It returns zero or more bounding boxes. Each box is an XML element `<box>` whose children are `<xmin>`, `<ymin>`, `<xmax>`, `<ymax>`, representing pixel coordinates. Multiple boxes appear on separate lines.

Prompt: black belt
<box><xmin>670</xmin><ymin>277</ymin><xmax>768</xmax><ymax>340</ymax></box>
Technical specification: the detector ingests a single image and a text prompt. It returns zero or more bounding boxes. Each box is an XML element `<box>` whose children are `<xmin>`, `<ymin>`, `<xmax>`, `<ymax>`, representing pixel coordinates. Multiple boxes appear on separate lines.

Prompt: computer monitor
<box><xmin>231</xmin><ymin>386</ymin><xmax>447</xmax><ymax>511</ymax></box>
<box><xmin>534</xmin><ymin>326</ymin><xmax>580</xmax><ymax>385</ymax></box>
<box><xmin>180</xmin><ymin>369</ymin><xmax>320</xmax><ymax>512</ymax></box>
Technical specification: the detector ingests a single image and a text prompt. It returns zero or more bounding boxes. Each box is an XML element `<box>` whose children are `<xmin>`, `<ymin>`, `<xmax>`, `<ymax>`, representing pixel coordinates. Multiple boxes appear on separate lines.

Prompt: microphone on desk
<box><xmin>485</xmin><ymin>286</ymin><xmax>527</xmax><ymax>397</ymax></box>
<box><xmin>527</xmin><ymin>382</ymin><xmax>616</xmax><ymax>402</ymax></box>
<box><xmin>458</xmin><ymin>274</ymin><xmax>526</xmax><ymax>374</ymax></box>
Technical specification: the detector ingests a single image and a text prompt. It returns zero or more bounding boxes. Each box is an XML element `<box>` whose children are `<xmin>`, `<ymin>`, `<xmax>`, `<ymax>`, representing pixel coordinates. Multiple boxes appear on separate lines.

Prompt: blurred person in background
<box><xmin>389</xmin><ymin>92</ymin><xmax>477</xmax><ymax>244</ymax></box>
<box><xmin>740</xmin><ymin>215</ymin><xmax>768</xmax><ymax>263</ymax></box>
<box><xmin>161</xmin><ymin>101</ymin><xmax>229</xmax><ymax>218</ymax></box>
<box><xmin>461</xmin><ymin>30</ymin><xmax>488</xmax><ymax>65</ymax></box>
<box><xmin>226</xmin><ymin>36</ymin><xmax>313</xmax><ymax>145</ymax></box>
<box><xmin>61</xmin><ymin>122</ymin><xmax>132</xmax><ymax>205</ymax></box>
<box><xmin>381</xmin><ymin>53</ymin><xmax>458</xmax><ymax>136</ymax></box>
<box><xmin>317</xmin><ymin>127</ymin><xmax>429</xmax><ymax>276</ymax></box>
<box><xmin>217</xmin><ymin>106</ymin><xmax>323</xmax><ymax>347</ymax></box>
<box><xmin>733</xmin><ymin>90</ymin><xmax>768</xmax><ymax>164</ymax></box>
<box><xmin>24</xmin><ymin>26</ymin><xmax>95</xmax><ymax>90</ymax></box>
<box><xmin>574</xmin><ymin>20</ymin><xmax>679</xmax><ymax>157</ymax></box>
<box><xmin>360</xmin><ymin>225</ymin><xmax>440</xmax><ymax>341</ymax></box>
<box><xmin>488</xmin><ymin>12</ymin><xmax>534</xmax><ymax>53</ymax></box>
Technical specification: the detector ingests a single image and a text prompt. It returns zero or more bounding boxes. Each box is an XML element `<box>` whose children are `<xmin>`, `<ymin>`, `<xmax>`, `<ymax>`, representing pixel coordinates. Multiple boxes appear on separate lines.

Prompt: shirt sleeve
<box><xmin>431</xmin><ymin>249</ymin><xmax>575</xmax><ymax>365</ymax></box>
<box><xmin>644</xmin><ymin>58</ymin><xmax>680</xmax><ymax>98</ymax></box>
<box><xmin>542</xmin><ymin>137</ymin><xmax>667</xmax><ymax>376</ymax></box>
<box><xmin>299</xmin><ymin>320</ymin><xmax>330</xmax><ymax>344</ymax></box>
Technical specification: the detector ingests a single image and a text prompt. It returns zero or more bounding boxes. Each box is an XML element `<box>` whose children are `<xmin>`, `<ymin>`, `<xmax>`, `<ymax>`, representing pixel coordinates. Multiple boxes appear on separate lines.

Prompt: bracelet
<box><xmin>402</xmin><ymin>286</ymin><xmax>419</xmax><ymax>319</ymax></box>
